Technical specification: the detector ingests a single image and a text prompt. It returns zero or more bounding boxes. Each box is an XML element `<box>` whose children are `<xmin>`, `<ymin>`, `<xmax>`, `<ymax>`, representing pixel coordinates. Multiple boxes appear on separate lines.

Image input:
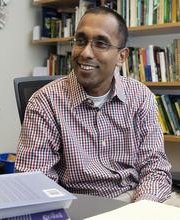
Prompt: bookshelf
<box><xmin>129</xmin><ymin>22</ymin><xmax>180</xmax><ymax>36</ymax></box>
<box><xmin>145</xmin><ymin>82</ymin><xmax>180</xmax><ymax>143</ymax></box>
<box><xmin>32</xmin><ymin>0</ymin><xmax>180</xmax><ymax>143</ymax></box>
<box><xmin>164</xmin><ymin>135</ymin><xmax>180</xmax><ymax>143</ymax></box>
<box><xmin>33</xmin><ymin>0</ymin><xmax>79</xmax><ymax>7</ymax></box>
<box><xmin>32</xmin><ymin>22</ymin><xmax>180</xmax><ymax>44</ymax></box>
<box><xmin>32</xmin><ymin>37</ymin><xmax>73</xmax><ymax>45</ymax></box>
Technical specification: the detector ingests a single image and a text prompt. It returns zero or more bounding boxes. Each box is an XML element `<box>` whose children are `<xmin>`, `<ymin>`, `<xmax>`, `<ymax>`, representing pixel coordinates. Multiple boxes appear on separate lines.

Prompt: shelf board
<box><xmin>32</xmin><ymin>37</ymin><xmax>73</xmax><ymax>45</ymax></box>
<box><xmin>129</xmin><ymin>22</ymin><xmax>180</xmax><ymax>36</ymax></box>
<box><xmin>33</xmin><ymin>0</ymin><xmax>79</xmax><ymax>7</ymax></box>
<box><xmin>144</xmin><ymin>82</ymin><xmax>180</xmax><ymax>87</ymax></box>
<box><xmin>164</xmin><ymin>135</ymin><xmax>180</xmax><ymax>143</ymax></box>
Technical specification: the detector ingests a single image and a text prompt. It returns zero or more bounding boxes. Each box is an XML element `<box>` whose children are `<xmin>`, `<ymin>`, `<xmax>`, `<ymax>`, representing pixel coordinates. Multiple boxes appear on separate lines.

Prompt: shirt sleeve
<box><xmin>15</xmin><ymin>92</ymin><xmax>61</xmax><ymax>182</ymax></box>
<box><xmin>133</xmin><ymin>92</ymin><xmax>172</xmax><ymax>202</ymax></box>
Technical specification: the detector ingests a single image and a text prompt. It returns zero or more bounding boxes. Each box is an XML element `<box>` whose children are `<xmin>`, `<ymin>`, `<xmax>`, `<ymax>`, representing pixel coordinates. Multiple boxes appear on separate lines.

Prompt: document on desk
<box><xmin>0</xmin><ymin>171</ymin><xmax>76</xmax><ymax>219</ymax></box>
<box><xmin>84</xmin><ymin>200</ymin><xmax>180</xmax><ymax>220</ymax></box>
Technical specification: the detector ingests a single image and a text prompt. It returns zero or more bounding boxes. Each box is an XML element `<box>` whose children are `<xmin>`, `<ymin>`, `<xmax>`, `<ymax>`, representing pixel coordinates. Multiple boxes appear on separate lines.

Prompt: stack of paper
<box><xmin>85</xmin><ymin>200</ymin><xmax>180</xmax><ymax>220</ymax></box>
<box><xmin>0</xmin><ymin>171</ymin><xmax>76</xmax><ymax>218</ymax></box>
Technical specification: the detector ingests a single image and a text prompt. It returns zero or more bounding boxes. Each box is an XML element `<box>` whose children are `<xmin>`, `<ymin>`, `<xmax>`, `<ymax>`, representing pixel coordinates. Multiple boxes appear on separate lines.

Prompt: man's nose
<box><xmin>80</xmin><ymin>41</ymin><xmax>94</xmax><ymax>57</ymax></box>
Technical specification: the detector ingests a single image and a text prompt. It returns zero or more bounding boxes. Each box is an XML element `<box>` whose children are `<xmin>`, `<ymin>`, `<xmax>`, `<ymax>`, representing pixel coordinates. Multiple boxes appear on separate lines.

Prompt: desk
<box><xmin>67</xmin><ymin>194</ymin><xmax>126</xmax><ymax>220</ymax></box>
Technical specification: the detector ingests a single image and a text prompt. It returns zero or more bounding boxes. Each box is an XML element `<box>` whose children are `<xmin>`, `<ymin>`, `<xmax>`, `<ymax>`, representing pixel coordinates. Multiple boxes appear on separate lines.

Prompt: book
<box><xmin>125</xmin><ymin>0</ymin><xmax>130</xmax><ymax>27</ymax></box>
<box><xmin>164</xmin><ymin>0</ymin><xmax>171</xmax><ymax>23</ymax></box>
<box><xmin>169</xmin><ymin>95</ymin><xmax>180</xmax><ymax>122</ymax></box>
<box><xmin>42</xmin><ymin>7</ymin><xmax>59</xmax><ymax>38</ymax></box>
<box><xmin>130</xmin><ymin>1</ymin><xmax>137</xmax><ymax>27</ymax></box>
<box><xmin>156</xmin><ymin>95</ymin><xmax>169</xmax><ymax>134</ymax></box>
<box><xmin>177</xmin><ymin>0</ymin><xmax>180</xmax><ymax>22</ymax></box>
<box><xmin>158</xmin><ymin>0</ymin><xmax>164</xmax><ymax>24</ymax></box>
<box><xmin>138</xmin><ymin>48</ymin><xmax>146</xmax><ymax>82</ymax></box>
<box><xmin>137</xmin><ymin>0</ymin><xmax>142</xmax><ymax>26</ymax></box>
<box><xmin>5</xmin><ymin>208</ymin><xmax>70</xmax><ymax>220</ymax></box>
<box><xmin>159</xmin><ymin>51</ymin><xmax>167</xmax><ymax>82</ymax></box>
<box><xmin>174</xmin><ymin>101</ymin><xmax>180</xmax><ymax>118</ymax></box>
<box><xmin>0</xmin><ymin>171</ymin><xmax>76</xmax><ymax>218</ymax></box>
<box><xmin>147</xmin><ymin>0</ymin><xmax>153</xmax><ymax>25</ymax></box>
<box><xmin>153</xmin><ymin>46</ymin><xmax>163</xmax><ymax>81</ymax></box>
<box><xmin>153</xmin><ymin>0</ymin><xmax>159</xmax><ymax>24</ymax></box>
<box><xmin>84</xmin><ymin>200</ymin><xmax>180</xmax><ymax>220</ymax></box>
<box><xmin>161</xmin><ymin>95</ymin><xmax>180</xmax><ymax>135</ymax></box>
<box><xmin>148</xmin><ymin>45</ymin><xmax>158</xmax><ymax>82</ymax></box>
<box><xmin>172</xmin><ymin>0</ymin><xmax>177</xmax><ymax>23</ymax></box>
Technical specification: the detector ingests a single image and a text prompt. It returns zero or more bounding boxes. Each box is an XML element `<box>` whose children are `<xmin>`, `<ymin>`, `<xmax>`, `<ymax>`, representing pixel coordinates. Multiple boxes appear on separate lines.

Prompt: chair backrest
<box><xmin>14</xmin><ymin>75</ymin><xmax>60</xmax><ymax>124</ymax></box>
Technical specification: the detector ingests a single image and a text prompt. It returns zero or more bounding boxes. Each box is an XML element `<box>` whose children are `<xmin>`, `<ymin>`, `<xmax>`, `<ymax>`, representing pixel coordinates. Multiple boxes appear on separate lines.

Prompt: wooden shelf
<box><xmin>32</xmin><ymin>37</ymin><xmax>73</xmax><ymax>45</ymax></box>
<box><xmin>164</xmin><ymin>135</ymin><xmax>180</xmax><ymax>143</ymax></box>
<box><xmin>33</xmin><ymin>0</ymin><xmax>79</xmax><ymax>7</ymax></box>
<box><xmin>144</xmin><ymin>82</ymin><xmax>180</xmax><ymax>87</ymax></box>
<box><xmin>129</xmin><ymin>22</ymin><xmax>180</xmax><ymax>36</ymax></box>
<box><xmin>145</xmin><ymin>82</ymin><xmax>180</xmax><ymax>96</ymax></box>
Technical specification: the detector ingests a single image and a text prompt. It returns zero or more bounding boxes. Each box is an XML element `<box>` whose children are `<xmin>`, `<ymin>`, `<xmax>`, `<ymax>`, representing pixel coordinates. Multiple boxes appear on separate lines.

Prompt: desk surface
<box><xmin>67</xmin><ymin>194</ymin><xmax>126</xmax><ymax>220</ymax></box>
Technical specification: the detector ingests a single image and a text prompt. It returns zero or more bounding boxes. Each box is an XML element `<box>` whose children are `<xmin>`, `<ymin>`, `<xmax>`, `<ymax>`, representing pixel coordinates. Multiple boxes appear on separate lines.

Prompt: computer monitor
<box><xmin>14</xmin><ymin>75</ymin><xmax>60</xmax><ymax>124</ymax></box>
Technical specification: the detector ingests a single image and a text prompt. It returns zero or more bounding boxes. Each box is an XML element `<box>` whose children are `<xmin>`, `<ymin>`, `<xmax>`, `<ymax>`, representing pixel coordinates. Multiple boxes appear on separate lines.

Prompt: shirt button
<box><xmin>102</xmin><ymin>140</ymin><xmax>106</xmax><ymax>147</ymax></box>
<box><xmin>97</xmin><ymin>111</ymin><xmax>101</xmax><ymax>117</ymax></box>
<box><xmin>87</xmin><ymin>98</ymin><xmax>93</xmax><ymax>105</ymax></box>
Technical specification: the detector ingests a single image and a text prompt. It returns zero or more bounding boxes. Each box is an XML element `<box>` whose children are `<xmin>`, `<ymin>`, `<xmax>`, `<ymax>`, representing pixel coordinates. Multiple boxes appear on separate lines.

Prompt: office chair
<box><xmin>172</xmin><ymin>172</ymin><xmax>180</xmax><ymax>192</ymax></box>
<box><xmin>14</xmin><ymin>75</ymin><xmax>60</xmax><ymax>124</ymax></box>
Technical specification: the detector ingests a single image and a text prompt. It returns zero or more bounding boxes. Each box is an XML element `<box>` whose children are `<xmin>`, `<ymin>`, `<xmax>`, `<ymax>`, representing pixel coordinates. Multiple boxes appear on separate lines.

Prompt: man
<box><xmin>15</xmin><ymin>7</ymin><xmax>172</xmax><ymax>203</ymax></box>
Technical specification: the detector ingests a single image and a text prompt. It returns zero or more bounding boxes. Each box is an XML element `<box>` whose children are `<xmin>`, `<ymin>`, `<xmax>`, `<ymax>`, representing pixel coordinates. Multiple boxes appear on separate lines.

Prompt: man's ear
<box><xmin>117</xmin><ymin>47</ymin><xmax>129</xmax><ymax>66</ymax></box>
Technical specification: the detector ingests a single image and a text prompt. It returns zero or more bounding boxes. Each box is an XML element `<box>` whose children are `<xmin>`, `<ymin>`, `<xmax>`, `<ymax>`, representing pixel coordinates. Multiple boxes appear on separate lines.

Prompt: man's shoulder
<box><xmin>37</xmin><ymin>75</ymin><xmax>70</xmax><ymax>95</ymax></box>
<box><xmin>119</xmin><ymin>76</ymin><xmax>152</xmax><ymax>95</ymax></box>
<box><xmin>27</xmin><ymin>75</ymin><xmax>71</xmax><ymax>105</ymax></box>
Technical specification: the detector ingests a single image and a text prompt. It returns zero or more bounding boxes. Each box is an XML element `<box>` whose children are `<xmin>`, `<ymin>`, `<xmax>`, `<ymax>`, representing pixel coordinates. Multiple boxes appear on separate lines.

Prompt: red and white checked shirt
<box><xmin>15</xmin><ymin>71</ymin><xmax>172</xmax><ymax>202</ymax></box>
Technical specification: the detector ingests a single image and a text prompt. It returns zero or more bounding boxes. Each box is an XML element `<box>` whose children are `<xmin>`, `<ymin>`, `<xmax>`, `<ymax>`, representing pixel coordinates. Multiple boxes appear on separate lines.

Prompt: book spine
<box><xmin>130</xmin><ymin>1</ymin><xmax>137</xmax><ymax>27</ymax></box>
<box><xmin>161</xmin><ymin>95</ymin><xmax>180</xmax><ymax>135</ymax></box>
<box><xmin>177</xmin><ymin>0</ymin><xmax>180</xmax><ymax>21</ymax></box>
<box><xmin>138</xmin><ymin>48</ymin><xmax>146</xmax><ymax>82</ymax></box>
<box><xmin>125</xmin><ymin>0</ymin><xmax>130</xmax><ymax>27</ymax></box>
<box><xmin>172</xmin><ymin>0</ymin><xmax>177</xmax><ymax>22</ymax></box>
<box><xmin>148</xmin><ymin>45</ymin><xmax>158</xmax><ymax>82</ymax></box>
<box><xmin>159</xmin><ymin>51</ymin><xmax>167</xmax><ymax>82</ymax></box>
<box><xmin>148</xmin><ymin>0</ymin><xmax>153</xmax><ymax>25</ymax></box>
<box><xmin>174</xmin><ymin>102</ymin><xmax>180</xmax><ymax>118</ymax></box>
<box><xmin>156</xmin><ymin>95</ymin><xmax>170</xmax><ymax>134</ymax></box>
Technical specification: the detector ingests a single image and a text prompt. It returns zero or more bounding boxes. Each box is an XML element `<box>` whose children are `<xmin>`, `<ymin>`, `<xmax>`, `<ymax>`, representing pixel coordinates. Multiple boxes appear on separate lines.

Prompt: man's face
<box><xmin>72</xmin><ymin>13</ymin><xmax>125</xmax><ymax>96</ymax></box>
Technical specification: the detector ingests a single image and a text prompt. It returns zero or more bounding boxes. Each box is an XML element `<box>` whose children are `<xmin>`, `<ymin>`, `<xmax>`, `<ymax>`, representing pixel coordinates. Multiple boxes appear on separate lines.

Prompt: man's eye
<box><xmin>75</xmin><ymin>39</ymin><xmax>86</xmax><ymax>46</ymax></box>
<box><xmin>94</xmin><ymin>41</ymin><xmax>109</xmax><ymax>49</ymax></box>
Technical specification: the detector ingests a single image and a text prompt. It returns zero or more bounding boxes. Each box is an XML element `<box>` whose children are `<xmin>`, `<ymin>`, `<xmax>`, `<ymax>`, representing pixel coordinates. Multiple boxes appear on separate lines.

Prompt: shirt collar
<box><xmin>113</xmin><ymin>69</ymin><xmax>126</xmax><ymax>103</ymax></box>
<box><xmin>68</xmin><ymin>69</ymin><xmax>126</xmax><ymax>108</ymax></box>
<box><xmin>68</xmin><ymin>71</ymin><xmax>88</xmax><ymax>107</ymax></box>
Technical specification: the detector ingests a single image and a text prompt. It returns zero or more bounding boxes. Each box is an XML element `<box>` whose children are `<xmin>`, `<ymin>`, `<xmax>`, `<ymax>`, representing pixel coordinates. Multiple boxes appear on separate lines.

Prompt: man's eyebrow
<box><xmin>94</xmin><ymin>35</ymin><xmax>110</xmax><ymax>43</ymax></box>
<box><xmin>74</xmin><ymin>33</ymin><xmax>111</xmax><ymax>43</ymax></box>
<box><xmin>75</xmin><ymin>32</ymin><xmax>86</xmax><ymax>38</ymax></box>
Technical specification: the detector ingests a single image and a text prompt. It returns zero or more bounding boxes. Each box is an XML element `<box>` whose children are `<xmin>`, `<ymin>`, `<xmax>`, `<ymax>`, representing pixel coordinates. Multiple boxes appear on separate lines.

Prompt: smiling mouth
<box><xmin>78</xmin><ymin>62</ymin><xmax>98</xmax><ymax>71</ymax></box>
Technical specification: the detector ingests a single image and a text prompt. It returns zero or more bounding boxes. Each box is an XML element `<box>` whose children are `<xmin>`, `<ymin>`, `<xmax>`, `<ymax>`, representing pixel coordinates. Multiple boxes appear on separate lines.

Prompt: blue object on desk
<box><xmin>0</xmin><ymin>153</ymin><xmax>16</xmax><ymax>174</ymax></box>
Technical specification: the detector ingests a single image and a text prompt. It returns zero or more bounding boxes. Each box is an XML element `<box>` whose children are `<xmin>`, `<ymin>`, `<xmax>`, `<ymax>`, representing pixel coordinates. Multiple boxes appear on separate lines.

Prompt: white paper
<box><xmin>85</xmin><ymin>200</ymin><xmax>180</xmax><ymax>220</ymax></box>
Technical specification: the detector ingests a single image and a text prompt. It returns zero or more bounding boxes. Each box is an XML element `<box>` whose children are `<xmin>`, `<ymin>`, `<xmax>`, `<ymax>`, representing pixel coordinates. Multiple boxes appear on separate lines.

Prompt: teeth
<box><xmin>80</xmin><ymin>64</ymin><xmax>94</xmax><ymax>70</ymax></box>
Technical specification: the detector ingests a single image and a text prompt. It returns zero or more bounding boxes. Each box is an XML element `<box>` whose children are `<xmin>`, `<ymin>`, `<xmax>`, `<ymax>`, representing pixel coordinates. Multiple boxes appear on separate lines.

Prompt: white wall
<box><xmin>0</xmin><ymin>0</ymin><xmax>47</xmax><ymax>153</ymax></box>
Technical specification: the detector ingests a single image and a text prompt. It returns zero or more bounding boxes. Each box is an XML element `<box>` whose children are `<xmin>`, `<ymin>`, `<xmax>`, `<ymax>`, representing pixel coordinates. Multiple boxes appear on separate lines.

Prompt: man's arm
<box><xmin>134</xmin><ymin>92</ymin><xmax>172</xmax><ymax>202</ymax></box>
<box><xmin>15</xmin><ymin>92</ymin><xmax>61</xmax><ymax>182</ymax></box>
